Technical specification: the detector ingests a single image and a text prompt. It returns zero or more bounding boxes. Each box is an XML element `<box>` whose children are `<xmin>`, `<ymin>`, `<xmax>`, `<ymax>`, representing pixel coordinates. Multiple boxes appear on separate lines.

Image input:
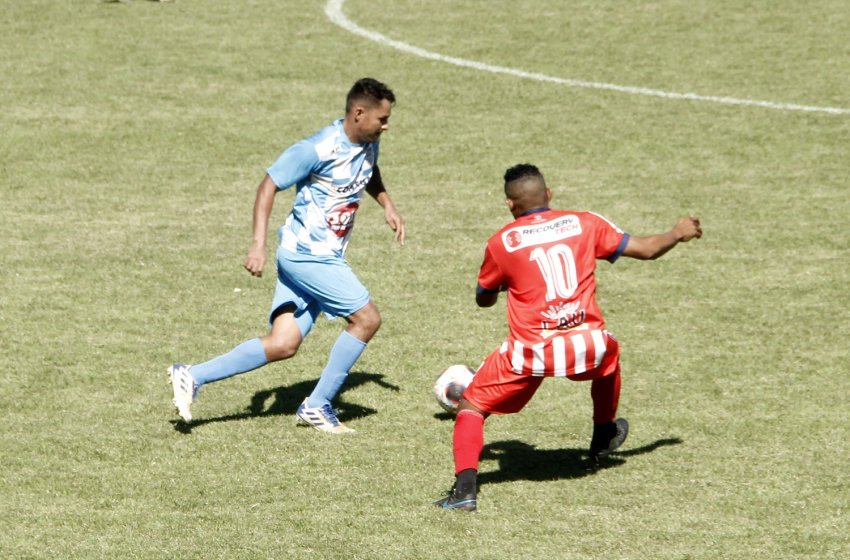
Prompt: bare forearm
<box><xmin>622</xmin><ymin>216</ymin><xmax>702</xmax><ymax>260</ymax></box>
<box><xmin>625</xmin><ymin>231</ymin><xmax>680</xmax><ymax>260</ymax></box>
<box><xmin>366</xmin><ymin>165</ymin><xmax>406</xmax><ymax>245</ymax></box>
<box><xmin>251</xmin><ymin>175</ymin><xmax>277</xmax><ymax>246</ymax></box>
<box><xmin>243</xmin><ymin>174</ymin><xmax>278</xmax><ymax>277</ymax></box>
<box><xmin>370</xmin><ymin>188</ymin><xmax>394</xmax><ymax>210</ymax></box>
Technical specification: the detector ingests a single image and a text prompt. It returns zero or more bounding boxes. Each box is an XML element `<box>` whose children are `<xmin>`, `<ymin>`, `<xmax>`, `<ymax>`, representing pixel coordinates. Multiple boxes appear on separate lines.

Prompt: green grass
<box><xmin>2</xmin><ymin>1</ymin><xmax>848</xmax><ymax>558</ymax></box>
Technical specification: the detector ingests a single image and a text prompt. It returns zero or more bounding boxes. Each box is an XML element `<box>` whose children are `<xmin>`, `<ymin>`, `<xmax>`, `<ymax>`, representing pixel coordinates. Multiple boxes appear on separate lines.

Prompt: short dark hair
<box><xmin>504</xmin><ymin>163</ymin><xmax>544</xmax><ymax>190</ymax></box>
<box><xmin>346</xmin><ymin>78</ymin><xmax>395</xmax><ymax>113</ymax></box>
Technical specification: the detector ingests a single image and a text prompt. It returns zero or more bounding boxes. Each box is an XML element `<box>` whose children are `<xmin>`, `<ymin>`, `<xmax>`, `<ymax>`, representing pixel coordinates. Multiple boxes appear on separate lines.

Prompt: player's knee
<box><xmin>263</xmin><ymin>337</ymin><xmax>300</xmax><ymax>361</ymax></box>
<box><xmin>362</xmin><ymin>308</ymin><xmax>382</xmax><ymax>336</ymax></box>
<box><xmin>345</xmin><ymin>302</ymin><xmax>382</xmax><ymax>342</ymax></box>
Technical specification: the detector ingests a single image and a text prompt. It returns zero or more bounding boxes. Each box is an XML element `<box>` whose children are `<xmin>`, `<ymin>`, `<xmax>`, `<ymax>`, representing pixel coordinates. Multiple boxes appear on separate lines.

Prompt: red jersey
<box><xmin>477</xmin><ymin>209</ymin><xmax>629</xmax><ymax>376</ymax></box>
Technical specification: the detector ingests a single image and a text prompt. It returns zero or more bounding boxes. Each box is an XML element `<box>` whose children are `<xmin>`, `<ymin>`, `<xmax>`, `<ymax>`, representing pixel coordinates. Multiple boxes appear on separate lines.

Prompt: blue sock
<box><xmin>307</xmin><ymin>331</ymin><xmax>367</xmax><ymax>408</ymax></box>
<box><xmin>191</xmin><ymin>338</ymin><xmax>268</xmax><ymax>387</ymax></box>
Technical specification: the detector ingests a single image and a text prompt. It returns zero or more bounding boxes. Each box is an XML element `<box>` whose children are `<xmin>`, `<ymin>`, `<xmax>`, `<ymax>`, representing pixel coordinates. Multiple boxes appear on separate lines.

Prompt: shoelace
<box><xmin>320</xmin><ymin>404</ymin><xmax>341</xmax><ymax>426</ymax></box>
<box><xmin>434</xmin><ymin>488</ymin><xmax>455</xmax><ymax>502</ymax></box>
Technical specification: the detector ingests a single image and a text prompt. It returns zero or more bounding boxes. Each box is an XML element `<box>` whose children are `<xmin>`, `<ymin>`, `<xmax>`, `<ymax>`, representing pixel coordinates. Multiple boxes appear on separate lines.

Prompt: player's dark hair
<box><xmin>504</xmin><ymin>163</ymin><xmax>544</xmax><ymax>193</ymax></box>
<box><xmin>346</xmin><ymin>78</ymin><xmax>395</xmax><ymax>113</ymax></box>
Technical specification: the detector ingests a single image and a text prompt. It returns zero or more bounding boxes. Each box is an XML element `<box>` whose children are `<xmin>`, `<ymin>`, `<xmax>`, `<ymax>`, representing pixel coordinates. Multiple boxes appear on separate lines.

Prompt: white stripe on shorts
<box><xmin>571</xmin><ymin>334</ymin><xmax>587</xmax><ymax>374</ymax></box>
<box><xmin>531</xmin><ymin>342</ymin><xmax>545</xmax><ymax>375</ymax></box>
<box><xmin>591</xmin><ymin>330</ymin><xmax>606</xmax><ymax>368</ymax></box>
<box><xmin>553</xmin><ymin>336</ymin><xmax>566</xmax><ymax>376</ymax></box>
<box><xmin>512</xmin><ymin>341</ymin><xmax>525</xmax><ymax>373</ymax></box>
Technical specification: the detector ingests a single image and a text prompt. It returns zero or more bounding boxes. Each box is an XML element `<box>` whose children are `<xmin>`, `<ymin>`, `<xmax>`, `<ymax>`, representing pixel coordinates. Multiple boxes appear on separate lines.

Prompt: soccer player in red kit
<box><xmin>435</xmin><ymin>163</ymin><xmax>702</xmax><ymax>511</ymax></box>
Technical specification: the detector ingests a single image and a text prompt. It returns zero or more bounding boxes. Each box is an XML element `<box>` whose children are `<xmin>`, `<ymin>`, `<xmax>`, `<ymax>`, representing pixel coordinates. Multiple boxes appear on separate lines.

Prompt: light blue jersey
<box><xmin>267</xmin><ymin>118</ymin><xmax>379</xmax><ymax>257</ymax></box>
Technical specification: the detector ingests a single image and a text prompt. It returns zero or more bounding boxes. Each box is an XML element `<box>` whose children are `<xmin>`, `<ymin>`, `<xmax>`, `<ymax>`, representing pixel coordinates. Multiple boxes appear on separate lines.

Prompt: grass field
<box><xmin>2</xmin><ymin>1</ymin><xmax>848</xmax><ymax>558</ymax></box>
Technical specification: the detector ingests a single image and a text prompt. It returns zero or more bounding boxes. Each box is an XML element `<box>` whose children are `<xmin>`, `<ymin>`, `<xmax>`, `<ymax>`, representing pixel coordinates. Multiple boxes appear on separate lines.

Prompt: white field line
<box><xmin>325</xmin><ymin>0</ymin><xmax>849</xmax><ymax>115</ymax></box>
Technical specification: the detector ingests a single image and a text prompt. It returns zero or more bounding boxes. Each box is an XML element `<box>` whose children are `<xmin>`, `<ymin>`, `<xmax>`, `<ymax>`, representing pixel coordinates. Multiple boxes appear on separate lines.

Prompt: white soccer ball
<box><xmin>433</xmin><ymin>364</ymin><xmax>475</xmax><ymax>413</ymax></box>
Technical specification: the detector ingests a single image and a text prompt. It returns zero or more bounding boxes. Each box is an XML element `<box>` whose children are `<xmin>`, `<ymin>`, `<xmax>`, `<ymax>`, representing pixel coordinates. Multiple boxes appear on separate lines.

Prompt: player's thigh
<box><xmin>269</xmin><ymin>275</ymin><xmax>320</xmax><ymax>335</ymax></box>
<box><xmin>278</xmin><ymin>250</ymin><xmax>370</xmax><ymax>318</ymax></box>
<box><xmin>261</xmin><ymin>307</ymin><xmax>305</xmax><ymax>360</ymax></box>
<box><xmin>463</xmin><ymin>350</ymin><xmax>544</xmax><ymax>415</ymax></box>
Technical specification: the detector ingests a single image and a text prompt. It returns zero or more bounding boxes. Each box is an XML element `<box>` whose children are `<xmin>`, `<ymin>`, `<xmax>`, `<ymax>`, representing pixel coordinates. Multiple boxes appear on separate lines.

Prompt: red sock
<box><xmin>453</xmin><ymin>410</ymin><xmax>485</xmax><ymax>474</ymax></box>
<box><xmin>591</xmin><ymin>367</ymin><xmax>621</xmax><ymax>424</ymax></box>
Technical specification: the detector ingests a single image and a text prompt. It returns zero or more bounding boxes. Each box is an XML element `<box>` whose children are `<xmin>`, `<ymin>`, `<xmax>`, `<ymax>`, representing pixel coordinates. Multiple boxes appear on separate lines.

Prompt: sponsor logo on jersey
<box><xmin>539</xmin><ymin>301</ymin><xmax>587</xmax><ymax>337</ymax></box>
<box><xmin>502</xmin><ymin>215</ymin><xmax>582</xmax><ymax>252</ymax></box>
<box><xmin>336</xmin><ymin>171</ymin><xmax>371</xmax><ymax>194</ymax></box>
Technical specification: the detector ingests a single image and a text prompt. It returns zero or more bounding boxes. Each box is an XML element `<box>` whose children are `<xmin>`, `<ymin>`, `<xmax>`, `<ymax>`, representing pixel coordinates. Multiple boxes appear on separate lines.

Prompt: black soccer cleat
<box><xmin>433</xmin><ymin>488</ymin><xmax>477</xmax><ymax>512</ymax></box>
<box><xmin>589</xmin><ymin>417</ymin><xmax>629</xmax><ymax>465</ymax></box>
<box><xmin>435</xmin><ymin>469</ymin><xmax>477</xmax><ymax>511</ymax></box>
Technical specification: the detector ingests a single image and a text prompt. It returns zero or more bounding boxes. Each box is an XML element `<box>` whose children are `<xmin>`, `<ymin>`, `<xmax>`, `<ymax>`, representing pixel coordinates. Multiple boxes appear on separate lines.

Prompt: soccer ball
<box><xmin>433</xmin><ymin>364</ymin><xmax>475</xmax><ymax>413</ymax></box>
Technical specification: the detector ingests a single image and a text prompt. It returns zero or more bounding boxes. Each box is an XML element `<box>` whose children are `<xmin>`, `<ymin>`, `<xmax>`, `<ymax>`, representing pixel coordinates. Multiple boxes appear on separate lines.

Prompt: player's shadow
<box><xmin>477</xmin><ymin>437</ymin><xmax>683</xmax><ymax>486</ymax></box>
<box><xmin>171</xmin><ymin>371</ymin><xmax>399</xmax><ymax>434</ymax></box>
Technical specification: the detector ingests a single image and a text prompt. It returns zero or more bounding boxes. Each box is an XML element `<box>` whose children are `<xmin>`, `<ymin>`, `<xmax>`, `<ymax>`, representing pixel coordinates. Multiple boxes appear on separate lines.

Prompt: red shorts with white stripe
<box><xmin>462</xmin><ymin>329</ymin><xmax>620</xmax><ymax>415</ymax></box>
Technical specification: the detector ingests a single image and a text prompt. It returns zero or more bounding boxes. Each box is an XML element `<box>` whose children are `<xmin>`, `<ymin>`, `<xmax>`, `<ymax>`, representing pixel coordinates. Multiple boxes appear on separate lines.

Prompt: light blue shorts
<box><xmin>269</xmin><ymin>248</ymin><xmax>371</xmax><ymax>335</ymax></box>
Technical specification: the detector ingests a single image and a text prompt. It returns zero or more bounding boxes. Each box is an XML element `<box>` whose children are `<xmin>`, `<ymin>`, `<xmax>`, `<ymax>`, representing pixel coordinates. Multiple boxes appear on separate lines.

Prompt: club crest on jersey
<box><xmin>502</xmin><ymin>215</ymin><xmax>582</xmax><ymax>252</ymax></box>
<box><xmin>327</xmin><ymin>202</ymin><xmax>359</xmax><ymax>237</ymax></box>
<box><xmin>505</xmin><ymin>230</ymin><xmax>523</xmax><ymax>248</ymax></box>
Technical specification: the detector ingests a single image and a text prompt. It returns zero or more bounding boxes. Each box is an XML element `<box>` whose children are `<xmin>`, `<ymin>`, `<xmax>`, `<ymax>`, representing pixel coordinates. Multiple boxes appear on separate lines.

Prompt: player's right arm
<box><xmin>620</xmin><ymin>216</ymin><xmax>702</xmax><ymax>260</ymax></box>
<box><xmin>245</xmin><ymin>141</ymin><xmax>319</xmax><ymax>277</ymax></box>
<box><xmin>475</xmin><ymin>244</ymin><xmax>505</xmax><ymax>307</ymax></box>
<box><xmin>475</xmin><ymin>287</ymin><xmax>500</xmax><ymax>308</ymax></box>
<box><xmin>243</xmin><ymin>174</ymin><xmax>278</xmax><ymax>277</ymax></box>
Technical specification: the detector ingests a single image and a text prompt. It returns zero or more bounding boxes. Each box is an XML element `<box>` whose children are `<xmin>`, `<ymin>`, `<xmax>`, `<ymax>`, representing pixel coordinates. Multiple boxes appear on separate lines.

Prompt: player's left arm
<box><xmin>365</xmin><ymin>165</ymin><xmax>406</xmax><ymax>245</ymax></box>
<box><xmin>621</xmin><ymin>216</ymin><xmax>702</xmax><ymax>260</ymax></box>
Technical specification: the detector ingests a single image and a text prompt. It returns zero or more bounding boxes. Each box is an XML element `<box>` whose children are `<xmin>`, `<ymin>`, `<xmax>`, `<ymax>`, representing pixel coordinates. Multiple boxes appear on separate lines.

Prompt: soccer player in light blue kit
<box><xmin>169</xmin><ymin>78</ymin><xmax>405</xmax><ymax>433</ymax></box>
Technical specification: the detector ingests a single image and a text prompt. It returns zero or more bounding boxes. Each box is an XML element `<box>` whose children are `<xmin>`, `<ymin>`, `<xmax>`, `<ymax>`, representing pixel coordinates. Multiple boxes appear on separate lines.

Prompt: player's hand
<box><xmin>674</xmin><ymin>216</ymin><xmax>702</xmax><ymax>242</ymax></box>
<box><xmin>385</xmin><ymin>208</ymin><xmax>406</xmax><ymax>246</ymax></box>
<box><xmin>243</xmin><ymin>244</ymin><xmax>267</xmax><ymax>277</ymax></box>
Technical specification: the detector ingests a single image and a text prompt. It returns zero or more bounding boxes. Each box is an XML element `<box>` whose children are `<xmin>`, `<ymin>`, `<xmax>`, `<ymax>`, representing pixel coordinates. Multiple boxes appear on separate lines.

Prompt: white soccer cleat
<box><xmin>295</xmin><ymin>398</ymin><xmax>354</xmax><ymax>434</ymax></box>
<box><xmin>168</xmin><ymin>364</ymin><xmax>197</xmax><ymax>422</ymax></box>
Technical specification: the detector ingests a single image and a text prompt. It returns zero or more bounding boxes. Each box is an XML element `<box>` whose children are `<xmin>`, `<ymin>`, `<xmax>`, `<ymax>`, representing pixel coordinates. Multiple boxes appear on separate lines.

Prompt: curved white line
<box><xmin>325</xmin><ymin>0</ymin><xmax>849</xmax><ymax>115</ymax></box>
